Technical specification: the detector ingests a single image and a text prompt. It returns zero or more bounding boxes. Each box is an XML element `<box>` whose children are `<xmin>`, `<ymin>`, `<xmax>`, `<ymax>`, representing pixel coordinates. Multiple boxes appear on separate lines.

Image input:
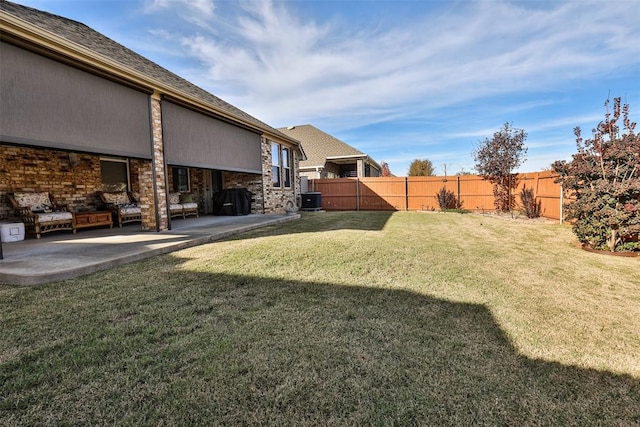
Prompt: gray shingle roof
<box><xmin>0</xmin><ymin>0</ymin><xmax>297</xmax><ymax>143</ymax></box>
<box><xmin>277</xmin><ymin>124</ymin><xmax>365</xmax><ymax>168</ymax></box>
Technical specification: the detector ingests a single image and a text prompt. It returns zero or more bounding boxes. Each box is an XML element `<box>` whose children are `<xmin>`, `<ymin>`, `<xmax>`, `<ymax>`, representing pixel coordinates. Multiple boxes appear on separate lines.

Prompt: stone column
<box><xmin>357</xmin><ymin>158</ymin><xmax>365</xmax><ymax>177</ymax></box>
<box><xmin>144</xmin><ymin>91</ymin><xmax>169</xmax><ymax>231</ymax></box>
<box><xmin>137</xmin><ymin>161</ymin><xmax>156</xmax><ymax>230</ymax></box>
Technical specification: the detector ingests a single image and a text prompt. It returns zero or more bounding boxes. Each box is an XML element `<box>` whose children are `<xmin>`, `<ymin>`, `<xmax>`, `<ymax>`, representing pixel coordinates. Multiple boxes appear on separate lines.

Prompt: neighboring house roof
<box><xmin>0</xmin><ymin>0</ymin><xmax>300</xmax><ymax>147</ymax></box>
<box><xmin>278</xmin><ymin>124</ymin><xmax>377</xmax><ymax>170</ymax></box>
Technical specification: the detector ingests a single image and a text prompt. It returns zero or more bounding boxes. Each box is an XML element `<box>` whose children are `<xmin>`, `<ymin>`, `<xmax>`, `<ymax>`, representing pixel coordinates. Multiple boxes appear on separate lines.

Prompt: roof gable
<box><xmin>278</xmin><ymin>124</ymin><xmax>365</xmax><ymax>168</ymax></box>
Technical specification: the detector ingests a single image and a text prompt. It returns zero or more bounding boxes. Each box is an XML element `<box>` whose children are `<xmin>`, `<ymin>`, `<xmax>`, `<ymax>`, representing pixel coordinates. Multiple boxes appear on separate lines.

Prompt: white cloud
<box><xmin>143</xmin><ymin>0</ymin><xmax>215</xmax><ymax>26</ymax></box>
<box><xmin>138</xmin><ymin>0</ymin><xmax>639</xmax><ymax>174</ymax></box>
<box><xmin>159</xmin><ymin>0</ymin><xmax>638</xmax><ymax>126</ymax></box>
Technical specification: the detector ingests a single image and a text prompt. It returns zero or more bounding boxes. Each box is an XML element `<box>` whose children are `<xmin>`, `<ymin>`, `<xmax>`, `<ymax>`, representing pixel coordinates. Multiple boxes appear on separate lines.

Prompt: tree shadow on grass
<box><xmin>1</xmin><ymin>260</ymin><xmax>639</xmax><ymax>425</ymax></box>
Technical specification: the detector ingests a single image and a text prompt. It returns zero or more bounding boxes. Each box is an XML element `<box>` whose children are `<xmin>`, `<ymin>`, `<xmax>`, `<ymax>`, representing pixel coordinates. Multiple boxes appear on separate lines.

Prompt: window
<box><xmin>272</xmin><ymin>142</ymin><xmax>292</xmax><ymax>188</ymax></box>
<box><xmin>100</xmin><ymin>158</ymin><xmax>129</xmax><ymax>192</ymax></box>
<box><xmin>271</xmin><ymin>142</ymin><xmax>281</xmax><ymax>187</ymax></box>
<box><xmin>172</xmin><ymin>167</ymin><xmax>190</xmax><ymax>192</ymax></box>
<box><xmin>282</xmin><ymin>147</ymin><xmax>291</xmax><ymax>188</ymax></box>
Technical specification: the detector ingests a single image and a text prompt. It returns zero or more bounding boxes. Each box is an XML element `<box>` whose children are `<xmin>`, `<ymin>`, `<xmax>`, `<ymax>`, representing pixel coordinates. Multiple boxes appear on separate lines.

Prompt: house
<box><xmin>278</xmin><ymin>125</ymin><xmax>381</xmax><ymax>180</ymax></box>
<box><xmin>0</xmin><ymin>1</ymin><xmax>304</xmax><ymax>232</ymax></box>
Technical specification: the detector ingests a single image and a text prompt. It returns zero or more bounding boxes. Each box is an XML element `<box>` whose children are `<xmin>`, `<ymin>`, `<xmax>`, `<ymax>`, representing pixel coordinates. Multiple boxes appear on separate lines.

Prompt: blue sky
<box><xmin>13</xmin><ymin>0</ymin><xmax>640</xmax><ymax>176</ymax></box>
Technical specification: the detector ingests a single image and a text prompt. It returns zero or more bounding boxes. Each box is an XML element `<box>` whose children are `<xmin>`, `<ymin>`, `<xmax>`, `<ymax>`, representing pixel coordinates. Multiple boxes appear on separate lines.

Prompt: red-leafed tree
<box><xmin>380</xmin><ymin>161</ymin><xmax>392</xmax><ymax>177</ymax></box>
<box><xmin>553</xmin><ymin>97</ymin><xmax>640</xmax><ymax>252</ymax></box>
<box><xmin>473</xmin><ymin>122</ymin><xmax>528</xmax><ymax>212</ymax></box>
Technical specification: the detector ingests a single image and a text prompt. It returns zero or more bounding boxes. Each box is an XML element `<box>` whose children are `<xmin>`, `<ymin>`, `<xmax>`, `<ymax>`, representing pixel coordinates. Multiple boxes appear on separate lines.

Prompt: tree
<box><xmin>552</xmin><ymin>97</ymin><xmax>640</xmax><ymax>252</ymax></box>
<box><xmin>408</xmin><ymin>159</ymin><xmax>435</xmax><ymax>176</ymax></box>
<box><xmin>380</xmin><ymin>161</ymin><xmax>392</xmax><ymax>177</ymax></box>
<box><xmin>473</xmin><ymin>122</ymin><xmax>528</xmax><ymax>211</ymax></box>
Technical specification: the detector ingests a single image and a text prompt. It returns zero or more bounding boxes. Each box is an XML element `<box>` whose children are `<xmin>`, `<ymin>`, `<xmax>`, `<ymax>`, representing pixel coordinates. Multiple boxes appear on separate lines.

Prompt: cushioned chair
<box><xmin>168</xmin><ymin>192</ymin><xmax>199</xmax><ymax>219</ymax></box>
<box><xmin>97</xmin><ymin>191</ymin><xmax>141</xmax><ymax>227</ymax></box>
<box><xmin>8</xmin><ymin>192</ymin><xmax>76</xmax><ymax>239</ymax></box>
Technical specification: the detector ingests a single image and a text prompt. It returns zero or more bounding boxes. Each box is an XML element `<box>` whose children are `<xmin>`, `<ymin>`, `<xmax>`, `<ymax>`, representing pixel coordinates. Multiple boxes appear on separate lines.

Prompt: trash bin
<box><xmin>213</xmin><ymin>188</ymin><xmax>253</xmax><ymax>215</ymax></box>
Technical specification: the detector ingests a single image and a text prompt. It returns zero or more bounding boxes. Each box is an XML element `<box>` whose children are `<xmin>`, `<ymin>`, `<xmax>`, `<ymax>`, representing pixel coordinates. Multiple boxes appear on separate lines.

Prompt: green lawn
<box><xmin>1</xmin><ymin>211</ymin><xmax>639</xmax><ymax>425</ymax></box>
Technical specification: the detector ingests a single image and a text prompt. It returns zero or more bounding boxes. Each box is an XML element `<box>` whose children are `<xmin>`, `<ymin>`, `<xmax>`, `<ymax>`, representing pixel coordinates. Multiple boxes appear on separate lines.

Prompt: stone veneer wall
<box><xmin>1</xmin><ymin>137</ymin><xmax>302</xmax><ymax>221</ymax></box>
<box><xmin>189</xmin><ymin>169</ymin><xmax>205</xmax><ymax>211</ymax></box>
<box><xmin>260</xmin><ymin>137</ymin><xmax>300</xmax><ymax>214</ymax></box>
<box><xmin>136</xmin><ymin>159</ymin><xmax>156</xmax><ymax>231</ymax></box>
<box><xmin>223</xmin><ymin>171</ymin><xmax>264</xmax><ymax>214</ymax></box>
<box><xmin>148</xmin><ymin>94</ymin><xmax>168</xmax><ymax>231</ymax></box>
<box><xmin>0</xmin><ymin>143</ymin><xmax>152</xmax><ymax>222</ymax></box>
<box><xmin>166</xmin><ymin>166</ymin><xmax>205</xmax><ymax>214</ymax></box>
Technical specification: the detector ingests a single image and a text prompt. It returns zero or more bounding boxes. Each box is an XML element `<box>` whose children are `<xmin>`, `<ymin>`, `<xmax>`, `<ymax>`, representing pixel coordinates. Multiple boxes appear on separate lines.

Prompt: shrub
<box><xmin>436</xmin><ymin>186</ymin><xmax>462</xmax><ymax>210</ymax></box>
<box><xmin>520</xmin><ymin>186</ymin><xmax>541</xmax><ymax>218</ymax></box>
<box><xmin>552</xmin><ymin>97</ymin><xmax>640</xmax><ymax>252</ymax></box>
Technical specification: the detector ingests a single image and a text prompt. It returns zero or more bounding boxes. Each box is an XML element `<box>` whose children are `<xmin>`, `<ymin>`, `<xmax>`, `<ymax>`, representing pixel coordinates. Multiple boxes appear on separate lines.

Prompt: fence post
<box><xmin>560</xmin><ymin>183</ymin><xmax>564</xmax><ymax>224</ymax></box>
<box><xmin>405</xmin><ymin>177</ymin><xmax>409</xmax><ymax>211</ymax></box>
<box><xmin>456</xmin><ymin>176</ymin><xmax>461</xmax><ymax>208</ymax></box>
<box><xmin>356</xmin><ymin>178</ymin><xmax>360</xmax><ymax>211</ymax></box>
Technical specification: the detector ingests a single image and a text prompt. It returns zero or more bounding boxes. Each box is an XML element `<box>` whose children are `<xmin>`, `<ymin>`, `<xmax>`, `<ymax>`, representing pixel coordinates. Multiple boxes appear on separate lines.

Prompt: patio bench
<box><xmin>168</xmin><ymin>192</ymin><xmax>199</xmax><ymax>219</ymax></box>
<box><xmin>8</xmin><ymin>192</ymin><xmax>76</xmax><ymax>239</ymax></box>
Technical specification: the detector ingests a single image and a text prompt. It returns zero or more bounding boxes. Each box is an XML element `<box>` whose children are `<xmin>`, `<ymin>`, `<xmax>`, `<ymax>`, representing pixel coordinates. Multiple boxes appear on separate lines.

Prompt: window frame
<box><xmin>282</xmin><ymin>146</ymin><xmax>291</xmax><ymax>188</ymax></box>
<box><xmin>100</xmin><ymin>157</ymin><xmax>130</xmax><ymax>192</ymax></box>
<box><xmin>172</xmin><ymin>166</ymin><xmax>190</xmax><ymax>192</ymax></box>
<box><xmin>271</xmin><ymin>142</ymin><xmax>281</xmax><ymax>188</ymax></box>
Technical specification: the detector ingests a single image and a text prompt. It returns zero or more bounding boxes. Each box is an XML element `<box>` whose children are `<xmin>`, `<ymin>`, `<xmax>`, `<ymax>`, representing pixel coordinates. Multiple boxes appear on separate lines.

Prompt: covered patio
<box><xmin>0</xmin><ymin>214</ymin><xmax>300</xmax><ymax>286</ymax></box>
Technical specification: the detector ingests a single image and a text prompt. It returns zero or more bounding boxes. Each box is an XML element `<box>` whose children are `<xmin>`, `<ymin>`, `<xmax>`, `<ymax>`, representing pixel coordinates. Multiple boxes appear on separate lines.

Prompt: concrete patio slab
<box><xmin>0</xmin><ymin>214</ymin><xmax>300</xmax><ymax>286</ymax></box>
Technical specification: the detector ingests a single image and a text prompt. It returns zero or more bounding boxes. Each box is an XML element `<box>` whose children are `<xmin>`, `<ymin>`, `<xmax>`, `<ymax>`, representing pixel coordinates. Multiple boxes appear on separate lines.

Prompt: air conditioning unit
<box><xmin>301</xmin><ymin>192</ymin><xmax>322</xmax><ymax>211</ymax></box>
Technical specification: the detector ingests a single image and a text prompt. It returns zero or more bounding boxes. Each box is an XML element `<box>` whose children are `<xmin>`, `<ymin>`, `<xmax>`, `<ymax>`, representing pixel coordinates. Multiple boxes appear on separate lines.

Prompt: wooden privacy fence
<box><xmin>308</xmin><ymin>171</ymin><xmax>564</xmax><ymax>220</ymax></box>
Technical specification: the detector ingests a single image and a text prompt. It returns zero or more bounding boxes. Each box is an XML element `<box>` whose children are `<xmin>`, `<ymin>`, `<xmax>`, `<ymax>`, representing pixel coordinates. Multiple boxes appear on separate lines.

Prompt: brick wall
<box><xmin>1</xmin><ymin>136</ymin><xmax>303</xmax><ymax>221</ymax></box>
<box><xmin>149</xmin><ymin>94</ymin><xmax>168</xmax><ymax>231</ymax></box>
<box><xmin>1</xmin><ymin>144</ymin><xmax>102</xmax><ymax>221</ymax></box>
<box><xmin>137</xmin><ymin>159</ymin><xmax>156</xmax><ymax>231</ymax></box>
<box><xmin>223</xmin><ymin>171</ymin><xmax>264</xmax><ymax>214</ymax></box>
<box><xmin>0</xmin><ymin>143</ymin><xmax>155</xmax><ymax>223</ymax></box>
<box><xmin>166</xmin><ymin>166</ymin><xmax>205</xmax><ymax>214</ymax></box>
<box><xmin>261</xmin><ymin>137</ymin><xmax>300</xmax><ymax>214</ymax></box>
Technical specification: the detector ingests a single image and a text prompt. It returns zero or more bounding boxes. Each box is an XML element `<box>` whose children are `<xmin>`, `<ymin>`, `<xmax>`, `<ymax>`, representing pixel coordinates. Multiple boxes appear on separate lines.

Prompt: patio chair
<box><xmin>97</xmin><ymin>191</ymin><xmax>142</xmax><ymax>227</ymax></box>
<box><xmin>8</xmin><ymin>192</ymin><xmax>76</xmax><ymax>239</ymax></box>
<box><xmin>168</xmin><ymin>192</ymin><xmax>199</xmax><ymax>219</ymax></box>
